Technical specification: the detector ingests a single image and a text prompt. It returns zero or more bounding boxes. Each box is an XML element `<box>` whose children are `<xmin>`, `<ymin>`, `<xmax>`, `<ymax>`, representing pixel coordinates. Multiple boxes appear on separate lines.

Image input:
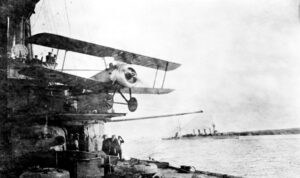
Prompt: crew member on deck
<box><xmin>46</xmin><ymin>52</ymin><xmax>52</xmax><ymax>63</ymax></box>
<box><xmin>109</xmin><ymin>135</ymin><xmax>118</xmax><ymax>156</ymax></box>
<box><xmin>53</xmin><ymin>54</ymin><xmax>57</xmax><ymax>62</ymax></box>
<box><xmin>32</xmin><ymin>55</ymin><xmax>39</xmax><ymax>64</ymax></box>
<box><xmin>68</xmin><ymin>133</ymin><xmax>74</xmax><ymax>149</ymax></box>
<box><xmin>102</xmin><ymin>135</ymin><xmax>112</xmax><ymax>155</ymax></box>
<box><xmin>74</xmin><ymin>133</ymin><xmax>79</xmax><ymax>151</ymax></box>
<box><xmin>52</xmin><ymin>54</ymin><xmax>58</xmax><ymax>68</ymax></box>
<box><xmin>116</xmin><ymin>136</ymin><xmax>124</xmax><ymax>159</ymax></box>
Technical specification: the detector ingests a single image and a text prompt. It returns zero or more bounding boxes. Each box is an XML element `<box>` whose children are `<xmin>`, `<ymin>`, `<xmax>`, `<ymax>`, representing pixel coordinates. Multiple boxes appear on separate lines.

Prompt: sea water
<box><xmin>122</xmin><ymin>135</ymin><xmax>300</xmax><ymax>178</ymax></box>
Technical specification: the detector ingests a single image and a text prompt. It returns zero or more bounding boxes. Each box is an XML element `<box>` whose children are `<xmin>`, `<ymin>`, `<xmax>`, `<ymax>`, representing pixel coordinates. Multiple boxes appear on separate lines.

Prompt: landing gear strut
<box><xmin>118</xmin><ymin>89</ymin><xmax>138</xmax><ymax>112</ymax></box>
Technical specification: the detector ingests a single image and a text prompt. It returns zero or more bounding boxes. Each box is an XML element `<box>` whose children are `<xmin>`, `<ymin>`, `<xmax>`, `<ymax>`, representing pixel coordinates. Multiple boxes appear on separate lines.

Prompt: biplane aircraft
<box><xmin>8</xmin><ymin>32</ymin><xmax>201</xmax><ymax>122</ymax></box>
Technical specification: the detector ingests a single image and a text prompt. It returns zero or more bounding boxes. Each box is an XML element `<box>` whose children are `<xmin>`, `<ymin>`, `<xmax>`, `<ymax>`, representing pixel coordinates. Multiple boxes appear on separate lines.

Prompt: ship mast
<box><xmin>0</xmin><ymin>0</ymin><xmax>40</xmax><ymax>172</ymax></box>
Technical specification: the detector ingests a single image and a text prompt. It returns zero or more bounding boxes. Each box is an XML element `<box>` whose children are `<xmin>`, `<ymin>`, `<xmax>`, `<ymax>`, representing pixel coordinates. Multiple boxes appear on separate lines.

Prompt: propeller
<box><xmin>109</xmin><ymin>64</ymin><xmax>139</xmax><ymax>88</ymax></box>
<box><xmin>91</xmin><ymin>63</ymin><xmax>141</xmax><ymax>88</ymax></box>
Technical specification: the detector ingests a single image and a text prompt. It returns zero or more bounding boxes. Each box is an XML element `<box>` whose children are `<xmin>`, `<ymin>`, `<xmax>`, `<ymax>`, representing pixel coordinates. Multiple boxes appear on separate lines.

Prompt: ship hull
<box><xmin>162</xmin><ymin>135</ymin><xmax>239</xmax><ymax>140</ymax></box>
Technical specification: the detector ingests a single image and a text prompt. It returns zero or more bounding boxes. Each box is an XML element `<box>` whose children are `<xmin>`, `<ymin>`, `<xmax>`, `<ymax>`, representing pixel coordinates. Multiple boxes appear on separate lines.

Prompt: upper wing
<box><xmin>26</xmin><ymin>33</ymin><xmax>181</xmax><ymax>71</ymax></box>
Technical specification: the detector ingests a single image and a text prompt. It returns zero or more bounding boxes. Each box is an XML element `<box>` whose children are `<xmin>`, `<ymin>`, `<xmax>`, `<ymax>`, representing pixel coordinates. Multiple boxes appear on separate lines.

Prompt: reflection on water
<box><xmin>123</xmin><ymin>135</ymin><xmax>300</xmax><ymax>178</ymax></box>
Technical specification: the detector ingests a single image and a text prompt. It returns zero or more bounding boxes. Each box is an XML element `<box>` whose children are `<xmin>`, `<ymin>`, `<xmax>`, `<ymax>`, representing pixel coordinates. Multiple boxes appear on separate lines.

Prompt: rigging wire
<box><xmin>79</xmin><ymin>0</ymin><xmax>93</xmax><ymax>40</ymax></box>
<box><xmin>39</xmin><ymin>1</ymin><xmax>56</xmax><ymax>34</ymax></box>
<box><xmin>46</xmin><ymin>0</ymin><xmax>59</xmax><ymax>34</ymax></box>
<box><xmin>64</xmin><ymin>0</ymin><xmax>72</xmax><ymax>35</ymax></box>
<box><xmin>31</xmin><ymin>0</ymin><xmax>46</xmax><ymax>28</ymax></box>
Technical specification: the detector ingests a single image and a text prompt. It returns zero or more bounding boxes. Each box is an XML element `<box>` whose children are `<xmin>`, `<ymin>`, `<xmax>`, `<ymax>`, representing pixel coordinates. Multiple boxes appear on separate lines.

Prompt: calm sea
<box><xmin>122</xmin><ymin>135</ymin><xmax>300</xmax><ymax>178</ymax></box>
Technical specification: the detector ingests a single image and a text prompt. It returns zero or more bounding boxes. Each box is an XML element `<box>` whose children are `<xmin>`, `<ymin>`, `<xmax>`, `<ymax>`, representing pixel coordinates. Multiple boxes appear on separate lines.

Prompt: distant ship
<box><xmin>162</xmin><ymin>123</ymin><xmax>239</xmax><ymax>140</ymax></box>
<box><xmin>162</xmin><ymin>124</ymin><xmax>300</xmax><ymax>140</ymax></box>
<box><xmin>162</xmin><ymin>134</ymin><xmax>239</xmax><ymax>140</ymax></box>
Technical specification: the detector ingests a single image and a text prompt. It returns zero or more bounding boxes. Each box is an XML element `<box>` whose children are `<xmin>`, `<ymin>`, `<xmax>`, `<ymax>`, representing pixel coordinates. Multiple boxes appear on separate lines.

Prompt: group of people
<box><xmin>29</xmin><ymin>52</ymin><xmax>57</xmax><ymax>67</ymax></box>
<box><xmin>102</xmin><ymin>135</ymin><xmax>124</xmax><ymax>159</ymax></box>
<box><xmin>45</xmin><ymin>52</ymin><xmax>57</xmax><ymax>64</ymax></box>
<box><xmin>62</xmin><ymin>133</ymin><xmax>125</xmax><ymax>160</ymax></box>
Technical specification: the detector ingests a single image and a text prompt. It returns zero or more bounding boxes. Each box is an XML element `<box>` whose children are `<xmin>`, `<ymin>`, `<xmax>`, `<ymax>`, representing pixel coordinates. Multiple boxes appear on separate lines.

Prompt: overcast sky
<box><xmin>31</xmin><ymin>0</ymin><xmax>300</xmax><ymax>139</ymax></box>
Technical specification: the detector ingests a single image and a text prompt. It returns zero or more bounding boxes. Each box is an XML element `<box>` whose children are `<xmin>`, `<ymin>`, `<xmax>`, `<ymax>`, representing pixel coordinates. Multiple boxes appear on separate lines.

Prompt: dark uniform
<box><xmin>109</xmin><ymin>138</ymin><xmax>118</xmax><ymax>156</ymax></box>
<box><xmin>109</xmin><ymin>136</ymin><xmax>124</xmax><ymax>159</ymax></box>
<box><xmin>46</xmin><ymin>52</ymin><xmax>52</xmax><ymax>63</ymax></box>
<box><xmin>102</xmin><ymin>138</ymin><xmax>112</xmax><ymax>155</ymax></box>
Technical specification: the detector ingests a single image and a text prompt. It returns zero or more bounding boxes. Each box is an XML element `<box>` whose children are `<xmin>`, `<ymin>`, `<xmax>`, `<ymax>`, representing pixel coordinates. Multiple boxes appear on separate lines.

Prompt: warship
<box><xmin>0</xmin><ymin>1</ymin><xmax>241</xmax><ymax>178</ymax></box>
<box><xmin>163</xmin><ymin>123</ymin><xmax>300</xmax><ymax>140</ymax></box>
<box><xmin>162</xmin><ymin>123</ymin><xmax>239</xmax><ymax>140</ymax></box>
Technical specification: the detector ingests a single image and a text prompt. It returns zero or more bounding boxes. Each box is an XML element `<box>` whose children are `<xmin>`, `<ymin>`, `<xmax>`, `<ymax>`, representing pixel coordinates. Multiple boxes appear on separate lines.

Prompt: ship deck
<box><xmin>158</xmin><ymin>168</ymin><xmax>234</xmax><ymax>178</ymax></box>
<box><xmin>108</xmin><ymin>159</ymin><xmax>242</xmax><ymax>178</ymax></box>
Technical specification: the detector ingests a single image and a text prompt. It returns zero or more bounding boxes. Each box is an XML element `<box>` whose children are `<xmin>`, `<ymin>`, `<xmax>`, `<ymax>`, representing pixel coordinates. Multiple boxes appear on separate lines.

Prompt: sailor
<box><xmin>32</xmin><ymin>55</ymin><xmax>39</xmax><ymax>64</ymax></box>
<box><xmin>109</xmin><ymin>135</ymin><xmax>118</xmax><ymax>156</ymax></box>
<box><xmin>52</xmin><ymin>54</ymin><xmax>58</xmax><ymax>68</ymax></box>
<box><xmin>68</xmin><ymin>133</ymin><xmax>74</xmax><ymax>149</ymax></box>
<box><xmin>116</xmin><ymin>136</ymin><xmax>124</xmax><ymax>159</ymax></box>
<box><xmin>102</xmin><ymin>135</ymin><xmax>113</xmax><ymax>176</ymax></box>
<box><xmin>74</xmin><ymin>133</ymin><xmax>80</xmax><ymax>151</ymax></box>
<box><xmin>71</xmin><ymin>99</ymin><xmax>78</xmax><ymax>112</ymax></box>
<box><xmin>53</xmin><ymin>54</ymin><xmax>57</xmax><ymax>63</ymax></box>
<box><xmin>46</xmin><ymin>52</ymin><xmax>52</xmax><ymax>63</ymax></box>
<box><xmin>102</xmin><ymin>135</ymin><xmax>112</xmax><ymax>155</ymax></box>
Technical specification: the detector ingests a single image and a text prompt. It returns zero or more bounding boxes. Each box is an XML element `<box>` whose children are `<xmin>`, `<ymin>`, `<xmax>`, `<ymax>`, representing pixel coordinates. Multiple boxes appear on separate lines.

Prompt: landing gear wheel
<box><xmin>128</xmin><ymin>97</ymin><xmax>138</xmax><ymax>112</ymax></box>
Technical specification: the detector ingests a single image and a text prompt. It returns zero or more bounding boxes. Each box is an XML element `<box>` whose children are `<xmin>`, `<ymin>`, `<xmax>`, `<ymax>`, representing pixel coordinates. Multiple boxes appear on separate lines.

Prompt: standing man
<box><xmin>109</xmin><ymin>135</ymin><xmax>118</xmax><ymax>156</ymax></box>
<box><xmin>116</xmin><ymin>136</ymin><xmax>124</xmax><ymax>159</ymax></box>
<box><xmin>102</xmin><ymin>135</ymin><xmax>111</xmax><ymax>155</ymax></box>
<box><xmin>74</xmin><ymin>133</ymin><xmax>79</xmax><ymax>151</ymax></box>
<box><xmin>46</xmin><ymin>52</ymin><xmax>52</xmax><ymax>64</ymax></box>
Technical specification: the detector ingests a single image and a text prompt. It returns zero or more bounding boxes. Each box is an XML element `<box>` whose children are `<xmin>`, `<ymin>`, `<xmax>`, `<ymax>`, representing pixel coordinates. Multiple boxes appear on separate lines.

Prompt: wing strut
<box><xmin>161</xmin><ymin>62</ymin><xmax>169</xmax><ymax>88</ymax></box>
<box><xmin>61</xmin><ymin>50</ymin><xmax>68</xmax><ymax>71</ymax></box>
<box><xmin>153</xmin><ymin>66</ymin><xmax>159</xmax><ymax>88</ymax></box>
<box><xmin>103</xmin><ymin>57</ymin><xmax>107</xmax><ymax>68</ymax></box>
<box><xmin>56</xmin><ymin>49</ymin><xmax>59</xmax><ymax>58</ymax></box>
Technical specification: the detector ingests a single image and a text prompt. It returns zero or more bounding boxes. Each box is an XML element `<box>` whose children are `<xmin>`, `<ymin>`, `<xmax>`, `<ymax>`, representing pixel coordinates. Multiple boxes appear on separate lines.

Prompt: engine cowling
<box><xmin>91</xmin><ymin>64</ymin><xmax>139</xmax><ymax>112</ymax></box>
<box><xmin>91</xmin><ymin>64</ymin><xmax>138</xmax><ymax>88</ymax></box>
